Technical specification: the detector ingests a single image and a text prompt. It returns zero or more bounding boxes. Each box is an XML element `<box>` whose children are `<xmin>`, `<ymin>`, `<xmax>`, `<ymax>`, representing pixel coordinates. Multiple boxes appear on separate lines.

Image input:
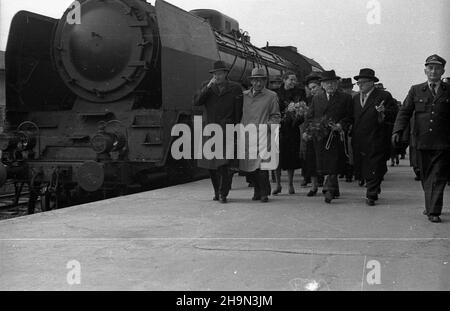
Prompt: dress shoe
<box><xmin>252</xmin><ymin>195</ymin><xmax>261</xmax><ymax>201</ymax></box>
<box><xmin>261</xmin><ymin>196</ymin><xmax>269</xmax><ymax>203</ymax></box>
<box><xmin>213</xmin><ymin>195</ymin><xmax>219</xmax><ymax>201</ymax></box>
<box><xmin>367</xmin><ymin>194</ymin><xmax>379</xmax><ymax>201</ymax></box>
<box><xmin>289</xmin><ymin>185</ymin><xmax>295</xmax><ymax>194</ymax></box>
<box><xmin>272</xmin><ymin>186</ymin><xmax>282</xmax><ymax>195</ymax></box>
<box><xmin>366</xmin><ymin>198</ymin><xmax>375</xmax><ymax>206</ymax></box>
<box><xmin>423</xmin><ymin>210</ymin><xmax>429</xmax><ymax>216</ymax></box>
<box><xmin>324</xmin><ymin>191</ymin><xmax>334</xmax><ymax>204</ymax></box>
<box><xmin>428</xmin><ymin>215</ymin><xmax>442</xmax><ymax>223</ymax></box>
<box><xmin>307</xmin><ymin>189</ymin><xmax>318</xmax><ymax>197</ymax></box>
<box><xmin>219</xmin><ymin>196</ymin><xmax>227</xmax><ymax>204</ymax></box>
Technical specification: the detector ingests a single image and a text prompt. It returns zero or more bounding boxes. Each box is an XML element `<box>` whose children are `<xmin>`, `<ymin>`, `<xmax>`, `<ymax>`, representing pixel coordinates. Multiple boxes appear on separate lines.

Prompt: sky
<box><xmin>0</xmin><ymin>0</ymin><xmax>449</xmax><ymax>100</ymax></box>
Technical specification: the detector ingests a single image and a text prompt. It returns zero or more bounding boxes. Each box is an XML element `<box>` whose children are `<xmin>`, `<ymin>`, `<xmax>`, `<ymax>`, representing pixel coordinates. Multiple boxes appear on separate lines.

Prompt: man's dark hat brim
<box><xmin>353</xmin><ymin>75</ymin><xmax>380</xmax><ymax>82</ymax></box>
<box><xmin>305</xmin><ymin>74</ymin><xmax>322</xmax><ymax>85</ymax></box>
<box><xmin>320</xmin><ymin>70</ymin><xmax>341</xmax><ymax>82</ymax></box>
<box><xmin>354</xmin><ymin>68</ymin><xmax>379</xmax><ymax>82</ymax></box>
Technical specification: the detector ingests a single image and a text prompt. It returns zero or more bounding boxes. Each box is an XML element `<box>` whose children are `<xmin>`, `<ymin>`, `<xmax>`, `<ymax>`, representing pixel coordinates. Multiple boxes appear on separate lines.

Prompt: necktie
<box><xmin>361</xmin><ymin>94</ymin><xmax>366</xmax><ymax>107</ymax></box>
<box><xmin>430</xmin><ymin>83</ymin><xmax>437</xmax><ymax>97</ymax></box>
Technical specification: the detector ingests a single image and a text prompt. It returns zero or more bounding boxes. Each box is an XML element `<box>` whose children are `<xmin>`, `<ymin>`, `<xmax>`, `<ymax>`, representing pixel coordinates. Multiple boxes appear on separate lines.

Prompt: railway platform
<box><xmin>0</xmin><ymin>160</ymin><xmax>449</xmax><ymax>290</ymax></box>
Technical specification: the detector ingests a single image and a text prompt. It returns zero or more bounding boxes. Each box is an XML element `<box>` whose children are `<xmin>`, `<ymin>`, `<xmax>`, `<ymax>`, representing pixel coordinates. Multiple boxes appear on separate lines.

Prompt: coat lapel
<box><xmin>211</xmin><ymin>81</ymin><xmax>232</xmax><ymax>97</ymax></box>
<box><xmin>420</xmin><ymin>82</ymin><xmax>435</xmax><ymax>100</ymax></box>
<box><xmin>354</xmin><ymin>89</ymin><xmax>378</xmax><ymax>126</ymax></box>
<box><xmin>433</xmin><ymin>83</ymin><xmax>447</xmax><ymax>102</ymax></box>
<box><xmin>322</xmin><ymin>93</ymin><xmax>335</xmax><ymax>115</ymax></box>
<box><xmin>360</xmin><ymin>89</ymin><xmax>377</xmax><ymax>114</ymax></box>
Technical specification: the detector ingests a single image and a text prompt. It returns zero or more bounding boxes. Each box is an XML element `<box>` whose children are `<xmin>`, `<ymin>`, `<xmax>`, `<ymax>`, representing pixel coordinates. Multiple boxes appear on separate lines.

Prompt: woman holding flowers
<box><xmin>273</xmin><ymin>72</ymin><xmax>307</xmax><ymax>195</ymax></box>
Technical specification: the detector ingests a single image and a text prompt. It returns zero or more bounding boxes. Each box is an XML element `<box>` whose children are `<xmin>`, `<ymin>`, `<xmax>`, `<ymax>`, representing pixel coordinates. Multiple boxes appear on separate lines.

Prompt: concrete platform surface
<box><xmin>0</xmin><ymin>160</ymin><xmax>449</xmax><ymax>290</ymax></box>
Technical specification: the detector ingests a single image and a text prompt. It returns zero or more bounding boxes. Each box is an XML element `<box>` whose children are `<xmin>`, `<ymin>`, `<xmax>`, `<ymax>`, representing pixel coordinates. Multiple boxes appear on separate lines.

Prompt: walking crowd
<box><xmin>194</xmin><ymin>54</ymin><xmax>450</xmax><ymax>224</ymax></box>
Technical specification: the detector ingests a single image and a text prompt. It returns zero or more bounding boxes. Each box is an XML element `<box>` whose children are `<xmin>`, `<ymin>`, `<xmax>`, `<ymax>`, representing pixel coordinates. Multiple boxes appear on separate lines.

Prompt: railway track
<box><xmin>0</xmin><ymin>184</ymin><xmax>30</xmax><ymax>220</ymax></box>
<box><xmin>0</xmin><ymin>171</ymin><xmax>209</xmax><ymax>221</ymax></box>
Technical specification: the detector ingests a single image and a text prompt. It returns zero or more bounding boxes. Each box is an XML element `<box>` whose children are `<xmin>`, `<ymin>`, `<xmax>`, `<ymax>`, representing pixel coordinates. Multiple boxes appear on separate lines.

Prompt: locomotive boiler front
<box><xmin>53</xmin><ymin>0</ymin><xmax>160</xmax><ymax>103</ymax></box>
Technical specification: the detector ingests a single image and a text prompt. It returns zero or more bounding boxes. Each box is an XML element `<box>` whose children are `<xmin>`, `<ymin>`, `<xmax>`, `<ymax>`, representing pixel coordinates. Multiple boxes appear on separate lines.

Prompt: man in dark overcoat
<box><xmin>194</xmin><ymin>61</ymin><xmax>243</xmax><ymax>203</ymax></box>
<box><xmin>352</xmin><ymin>68</ymin><xmax>398</xmax><ymax>206</ymax></box>
<box><xmin>306</xmin><ymin>70</ymin><xmax>353</xmax><ymax>204</ymax></box>
<box><xmin>392</xmin><ymin>54</ymin><xmax>450</xmax><ymax>223</ymax></box>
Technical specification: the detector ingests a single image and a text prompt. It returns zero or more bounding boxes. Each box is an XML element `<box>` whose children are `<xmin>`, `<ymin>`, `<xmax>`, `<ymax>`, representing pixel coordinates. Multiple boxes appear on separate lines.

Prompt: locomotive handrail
<box><xmin>226</xmin><ymin>32</ymin><xmax>240</xmax><ymax>79</ymax></box>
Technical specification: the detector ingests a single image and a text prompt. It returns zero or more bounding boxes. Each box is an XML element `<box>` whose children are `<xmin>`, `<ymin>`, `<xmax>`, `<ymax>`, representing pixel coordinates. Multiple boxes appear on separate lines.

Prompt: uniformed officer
<box><xmin>392</xmin><ymin>54</ymin><xmax>450</xmax><ymax>223</ymax></box>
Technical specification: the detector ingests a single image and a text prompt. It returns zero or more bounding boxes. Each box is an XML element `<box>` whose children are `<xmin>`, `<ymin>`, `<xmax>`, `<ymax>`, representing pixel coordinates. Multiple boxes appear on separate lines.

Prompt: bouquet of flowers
<box><xmin>282</xmin><ymin>101</ymin><xmax>309</xmax><ymax>122</ymax></box>
<box><xmin>302</xmin><ymin>116</ymin><xmax>336</xmax><ymax>142</ymax></box>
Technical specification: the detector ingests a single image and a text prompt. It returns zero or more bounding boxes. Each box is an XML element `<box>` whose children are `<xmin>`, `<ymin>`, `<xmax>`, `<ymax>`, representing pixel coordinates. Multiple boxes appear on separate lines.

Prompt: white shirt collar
<box><xmin>361</xmin><ymin>87</ymin><xmax>375</xmax><ymax>99</ymax></box>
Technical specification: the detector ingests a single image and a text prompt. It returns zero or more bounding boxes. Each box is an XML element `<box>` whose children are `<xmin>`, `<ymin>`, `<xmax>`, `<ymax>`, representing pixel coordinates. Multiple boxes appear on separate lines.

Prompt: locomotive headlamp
<box><xmin>0</xmin><ymin>133</ymin><xmax>19</xmax><ymax>151</ymax></box>
<box><xmin>16</xmin><ymin>131</ymin><xmax>36</xmax><ymax>151</ymax></box>
<box><xmin>0</xmin><ymin>132</ymin><xmax>35</xmax><ymax>151</ymax></box>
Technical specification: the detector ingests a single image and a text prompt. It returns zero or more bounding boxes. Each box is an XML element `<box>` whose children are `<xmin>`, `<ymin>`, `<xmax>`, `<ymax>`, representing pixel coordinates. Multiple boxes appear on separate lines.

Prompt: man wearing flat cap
<box><xmin>392</xmin><ymin>54</ymin><xmax>450</xmax><ymax>223</ymax></box>
<box><xmin>239</xmin><ymin>67</ymin><xmax>281</xmax><ymax>203</ymax></box>
<box><xmin>194</xmin><ymin>60</ymin><xmax>243</xmax><ymax>204</ymax></box>
<box><xmin>351</xmin><ymin>68</ymin><xmax>398</xmax><ymax>206</ymax></box>
<box><xmin>305</xmin><ymin>70</ymin><xmax>353</xmax><ymax>204</ymax></box>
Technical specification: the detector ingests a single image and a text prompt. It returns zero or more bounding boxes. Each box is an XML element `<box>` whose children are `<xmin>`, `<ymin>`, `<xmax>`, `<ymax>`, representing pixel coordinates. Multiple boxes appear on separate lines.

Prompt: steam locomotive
<box><xmin>0</xmin><ymin>0</ymin><xmax>319</xmax><ymax>213</ymax></box>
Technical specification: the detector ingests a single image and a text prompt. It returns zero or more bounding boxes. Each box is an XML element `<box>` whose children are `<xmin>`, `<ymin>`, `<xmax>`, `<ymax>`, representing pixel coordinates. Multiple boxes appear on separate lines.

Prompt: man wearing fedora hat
<box><xmin>194</xmin><ymin>60</ymin><xmax>243</xmax><ymax>203</ymax></box>
<box><xmin>306</xmin><ymin>70</ymin><xmax>353</xmax><ymax>204</ymax></box>
<box><xmin>393</xmin><ymin>54</ymin><xmax>450</xmax><ymax>223</ymax></box>
<box><xmin>351</xmin><ymin>68</ymin><xmax>398</xmax><ymax>206</ymax></box>
<box><xmin>239</xmin><ymin>67</ymin><xmax>281</xmax><ymax>203</ymax></box>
